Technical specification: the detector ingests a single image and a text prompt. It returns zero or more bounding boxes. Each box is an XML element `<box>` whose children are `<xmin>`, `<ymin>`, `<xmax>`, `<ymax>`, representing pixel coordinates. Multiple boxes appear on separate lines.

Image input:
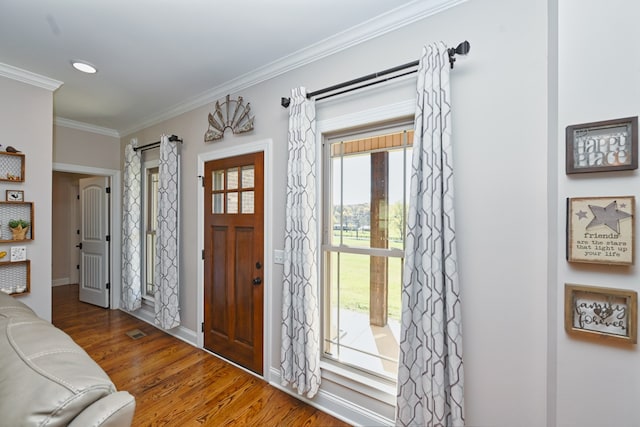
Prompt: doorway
<box><xmin>203</xmin><ymin>151</ymin><xmax>264</xmax><ymax>374</ymax></box>
<box><xmin>52</xmin><ymin>164</ymin><xmax>122</xmax><ymax>309</ymax></box>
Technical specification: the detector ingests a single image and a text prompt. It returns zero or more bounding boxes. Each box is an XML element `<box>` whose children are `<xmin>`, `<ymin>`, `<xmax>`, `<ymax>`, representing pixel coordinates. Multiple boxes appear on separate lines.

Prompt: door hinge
<box><xmin>77</xmin><ymin>229</ymin><xmax>80</xmax><ymax>235</ymax></box>
<box><xmin>106</xmin><ymin>187</ymin><xmax>111</xmax><ymax>194</ymax></box>
<box><xmin>106</xmin><ymin>283</ymin><xmax>110</xmax><ymax>290</ymax></box>
<box><xmin>76</xmin><ymin>265</ymin><xmax>80</xmax><ymax>270</ymax></box>
<box><xmin>202</xmin><ymin>249</ymin><xmax>205</xmax><ymax>260</ymax></box>
<box><xmin>77</xmin><ymin>195</ymin><xmax>80</xmax><ymax>200</ymax></box>
<box><xmin>106</xmin><ymin>235</ymin><xmax>110</xmax><ymax>242</ymax></box>
<box><xmin>201</xmin><ymin>322</ymin><xmax>204</xmax><ymax>332</ymax></box>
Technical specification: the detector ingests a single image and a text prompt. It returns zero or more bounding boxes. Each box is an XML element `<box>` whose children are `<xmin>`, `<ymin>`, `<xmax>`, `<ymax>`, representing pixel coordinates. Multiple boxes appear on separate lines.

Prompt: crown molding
<box><xmin>0</xmin><ymin>62</ymin><xmax>63</xmax><ymax>91</ymax></box>
<box><xmin>120</xmin><ymin>0</ymin><xmax>466</xmax><ymax>136</ymax></box>
<box><xmin>54</xmin><ymin>117</ymin><xmax>120</xmax><ymax>138</ymax></box>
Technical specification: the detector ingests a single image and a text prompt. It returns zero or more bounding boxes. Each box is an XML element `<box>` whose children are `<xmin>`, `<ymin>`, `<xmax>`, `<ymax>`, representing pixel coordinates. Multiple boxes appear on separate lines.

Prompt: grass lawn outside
<box><xmin>329</xmin><ymin>234</ymin><xmax>403</xmax><ymax>321</ymax></box>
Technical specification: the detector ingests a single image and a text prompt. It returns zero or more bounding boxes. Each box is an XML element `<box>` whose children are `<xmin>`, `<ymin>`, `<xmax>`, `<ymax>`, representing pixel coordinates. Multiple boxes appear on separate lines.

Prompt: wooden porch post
<box><xmin>370</xmin><ymin>152</ymin><xmax>388</xmax><ymax>326</ymax></box>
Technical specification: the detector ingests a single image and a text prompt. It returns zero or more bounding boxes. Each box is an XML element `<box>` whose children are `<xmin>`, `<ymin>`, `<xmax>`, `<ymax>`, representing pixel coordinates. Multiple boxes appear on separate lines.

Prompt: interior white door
<box><xmin>79</xmin><ymin>176</ymin><xmax>110</xmax><ymax>308</ymax></box>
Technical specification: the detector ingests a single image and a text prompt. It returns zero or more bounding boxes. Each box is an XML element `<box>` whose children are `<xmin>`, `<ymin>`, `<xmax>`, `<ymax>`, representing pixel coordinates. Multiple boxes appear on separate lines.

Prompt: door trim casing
<box><xmin>197</xmin><ymin>138</ymin><xmax>273</xmax><ymax>378</ymax></box>
<box><xmin>53</xmin><ymin>163</ymin><xmax>122</xmax><ymax>309</ymax></box>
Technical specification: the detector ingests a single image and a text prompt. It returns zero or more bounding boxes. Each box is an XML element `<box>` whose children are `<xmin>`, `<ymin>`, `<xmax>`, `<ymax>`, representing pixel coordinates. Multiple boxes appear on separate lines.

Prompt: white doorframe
<box><xmin>68</xmin><ymin>180</ymin><xmax>80</xmax><ymax>285</ymax></box>
<box><xmin>53</xmin><ymin>163</ymin><xmax>122</xmax><ymax>310</ymax></box>
<box><xmin>197</xmin><ymin>138</ymin><xmax>273</xmax><ymax>378</ymax></box>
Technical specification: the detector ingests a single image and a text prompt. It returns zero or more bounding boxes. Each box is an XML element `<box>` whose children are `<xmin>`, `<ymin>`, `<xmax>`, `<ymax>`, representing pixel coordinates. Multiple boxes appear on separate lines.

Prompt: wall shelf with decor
<box><xmin>0</xmin><ymin>260</ymin><xmax>30</xmax><ymax>296</ymax></box>
<box><xmin>0</xmin><ymin>202</ymin><xmax>33</xmax><ymax>242</ymax></box>
<box><xmin>0</xmin><ymin>152</ymin><xmax>25</xmax><ymax>182</ymax></box>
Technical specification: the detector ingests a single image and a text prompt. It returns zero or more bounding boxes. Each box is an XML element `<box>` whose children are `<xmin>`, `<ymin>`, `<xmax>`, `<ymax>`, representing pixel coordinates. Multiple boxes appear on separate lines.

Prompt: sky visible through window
<box><xmin>333</xmin><ymin>150</ymin><xmax>410</xmax><ymax>205</ymax></box>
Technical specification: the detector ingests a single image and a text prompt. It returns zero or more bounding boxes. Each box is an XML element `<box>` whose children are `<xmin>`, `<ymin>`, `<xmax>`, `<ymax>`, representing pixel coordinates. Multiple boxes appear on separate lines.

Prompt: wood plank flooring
<box><xmin>52</xmin><ymin>285</ymin><xmax>350</xmax><ymax>427</ymax></box>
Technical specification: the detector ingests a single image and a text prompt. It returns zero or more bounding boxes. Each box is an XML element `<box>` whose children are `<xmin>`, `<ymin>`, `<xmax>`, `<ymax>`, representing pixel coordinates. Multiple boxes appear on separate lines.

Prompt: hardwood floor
<box><xmin>52</xmin><ymin>285</ymin><xmax>350</xmax><ymax>427</ymax></box>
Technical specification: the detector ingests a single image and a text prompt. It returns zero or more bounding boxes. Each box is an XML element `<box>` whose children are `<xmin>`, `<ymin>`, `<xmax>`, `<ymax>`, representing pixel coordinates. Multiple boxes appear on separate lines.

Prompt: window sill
<box><xmin>320</xmin><ymin>359</ymin><xmax>396</xmax><ymax>406</ymax></box>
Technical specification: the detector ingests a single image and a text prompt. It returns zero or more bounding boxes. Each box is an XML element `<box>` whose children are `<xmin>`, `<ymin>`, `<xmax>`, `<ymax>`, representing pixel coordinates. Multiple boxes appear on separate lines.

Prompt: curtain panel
<box><xmin>154</xmin><ymin>134</ymin><xmax>181</xmax><ymax>330</ymax></box>
<box><xmin>396</xmin><ymin>42</ymin><xmax>465</xmax><ymax>427</ymax></box>
<box><xmin>280</xmin><ymin>87</ymin><xmax>321</xmax><ymax>398</ymax></box>
<box><xmin>121</xmin><ymin>140</ymin><xmax>142</xmax><ymax>311</ymax></box>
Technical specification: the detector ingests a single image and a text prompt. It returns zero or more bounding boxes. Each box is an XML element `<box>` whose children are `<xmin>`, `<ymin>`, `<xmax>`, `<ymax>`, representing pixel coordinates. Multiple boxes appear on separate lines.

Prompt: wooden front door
<box><xmin>204</xmin><ymin>152</ymin><xmax>264</xmax><ymax>374</ymax></box>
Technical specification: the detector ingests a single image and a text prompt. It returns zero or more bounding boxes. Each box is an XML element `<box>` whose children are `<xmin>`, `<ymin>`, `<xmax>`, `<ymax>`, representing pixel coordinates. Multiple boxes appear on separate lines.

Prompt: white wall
<box><xmin>556</xmin><ymin>1</ymin><xmax>640</xmax><ymax>425</ymax></box>
<box><xmin>0</xmin><ymin>76</ymin><xmax>55</xmax><ymax>320</ymax></box>
<box><xmin>53</xmin><ymin>125</ymin><xmax>120</xmax><ymax>170</ymax></box>
<box><xmin>123</xmin><ymin>0</ymin><xmax>550</xmax><ymax>424</ymax></box>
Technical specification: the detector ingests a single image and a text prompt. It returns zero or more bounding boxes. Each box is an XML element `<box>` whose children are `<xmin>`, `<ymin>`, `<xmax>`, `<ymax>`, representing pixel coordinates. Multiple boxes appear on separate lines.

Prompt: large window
<box><xmin>143</xmin><ymin>163</ymin><xmax>159</xmax><ymax>299</ymax></box>
<box><xmin>322</xmin><ymin>122</ymin><xmax>413</xmax><ymax>382</ymax></box>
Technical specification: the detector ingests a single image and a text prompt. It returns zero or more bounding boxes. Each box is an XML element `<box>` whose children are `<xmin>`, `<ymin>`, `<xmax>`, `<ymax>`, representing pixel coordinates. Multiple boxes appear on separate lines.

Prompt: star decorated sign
<box><xmin>567</xmin><ymin>196</ymin><xmax>635</xmax><ymax>265</ymax></box>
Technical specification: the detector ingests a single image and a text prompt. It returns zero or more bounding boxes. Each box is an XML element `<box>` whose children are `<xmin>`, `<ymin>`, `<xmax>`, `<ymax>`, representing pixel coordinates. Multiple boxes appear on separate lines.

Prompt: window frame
<box><xmin>142</xmin><ymin>159</ymin><xmax>159</xmax><ymax>302</ymax></box>
<box><xmin>320</xmin><ymin>119</ymin><xmax>414</xmax><ymax>385</ymax></box>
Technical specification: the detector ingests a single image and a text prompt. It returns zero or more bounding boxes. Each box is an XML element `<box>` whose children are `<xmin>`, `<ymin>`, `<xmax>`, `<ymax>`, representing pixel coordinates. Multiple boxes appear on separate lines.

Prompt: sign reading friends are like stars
<box><xmin>568</xmin><ymin>196</ymin><xmax>635</xmax><ymax>265</ymax></box>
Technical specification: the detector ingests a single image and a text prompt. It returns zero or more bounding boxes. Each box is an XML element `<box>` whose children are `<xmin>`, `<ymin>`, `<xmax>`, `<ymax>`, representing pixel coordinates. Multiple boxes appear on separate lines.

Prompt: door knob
<box><xmin>75</xmin><ymin>243</ymin><xmax>83</xmax><ymax>249</ymax></box>
<box><xmin>252</xmin><ymin>277</ymin><xmax>262</xmax><ymax>285</ymax></box>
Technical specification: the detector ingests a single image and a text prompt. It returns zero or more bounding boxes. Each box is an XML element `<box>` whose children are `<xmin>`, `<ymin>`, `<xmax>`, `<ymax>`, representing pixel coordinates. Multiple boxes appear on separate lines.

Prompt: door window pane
<box><xmin>241</xmin><ymin>191</ymin><xmax>254</xmax><ymax>214</ymax></box>
<box><xmin>227</xmin><ymin>192</ymin><xmax>238</xmax><ymax>214</ymax></box>
<box><xmin>213</xmin><ymin>194</ymin><xmax>224</xmax><ymax>214</ymax></box>
<box><xmin>227</xmin><ymin>167</ymin><xmax>239</xmax><ymax>190</ymax></box>
<box><xmin>212</xmin><ymin>170</ymin><xmax>225</xmax><ymax>191</ymax></box>
<box><xmin>241</xmin><ymin>165</ymin><xmax>254</xmax><ymax>188</ymax></box>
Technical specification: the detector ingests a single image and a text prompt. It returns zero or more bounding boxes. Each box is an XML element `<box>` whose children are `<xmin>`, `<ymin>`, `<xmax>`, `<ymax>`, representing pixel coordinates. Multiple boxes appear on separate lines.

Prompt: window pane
<box><xmin>241</xmin><ymin>165</ymin><xmax>254</xmax><ymax>188</ymax></box>
<box><xmin>148</xmin><ymin>169</ymin><xmax>159</xmax><ymax>232</ymax></box>
<box><xmin>212</xmin><ymin>169</ymin><xmax>224</xmax><ymax>191</ymax></box>
<box><xmin>145</xmin><ymin>233</ymin><xmax>155</xmax><ymax>296</ymax></box>
<box><xmin>212</xmin><ymin>194</ymin><xmax>224</xmax><ymax>214</ymax></box>
<box><xmin>227</xmin><ymin>167</ymin><xmax>239</xmax><ymax>190</ymax></box>
<box><xmin>227</xmin><ymin>192</ymin><xmax>238</xmax><ymax>214</ymax></box>
<box><xmin>323</xmin><ymin>250</ymin><xmax>400</xmax><ymax>379</ymax></box>
<box><xmin>331</xmin><ymin>154</ymin><xmax>371</xmax><ymax>247</ymax></box>
<box><xmin>388</xmin><ymin>148</ymin><xmax>412</xmax><ymax>250</ymax></box>
<box><xmin>323</xmin><ymin>125</ymin><xmax>412</xmax><ymax>382</ymax></box>
<box><xmin>241</xmin><ymin>191</ymin><xmax>254</xmax><ymax>214</ymax></box>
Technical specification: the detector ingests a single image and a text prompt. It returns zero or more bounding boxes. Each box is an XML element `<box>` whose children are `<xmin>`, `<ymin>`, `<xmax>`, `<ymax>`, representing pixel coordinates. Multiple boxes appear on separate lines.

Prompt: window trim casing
<box><xmin>141</xmin><ymin>158</ymin><xmax>159</xmax><ymax>303</ymax></box>
<box><xmin>321</xmin><ymin>121</ymin><xmax>413</xmax><ymax>382</ymax></box>
<box><xmin>315</xmin><ymin>99</ymin><xmax>415</xmax><ymax>402</ymax></box>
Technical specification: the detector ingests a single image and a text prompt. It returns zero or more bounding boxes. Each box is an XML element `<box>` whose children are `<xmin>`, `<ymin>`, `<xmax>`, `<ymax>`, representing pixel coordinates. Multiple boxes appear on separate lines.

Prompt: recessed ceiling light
<box><xmin>71</xmin><ymin>60</ymin><xmax>97</xmax><ymax>74</ymax></box>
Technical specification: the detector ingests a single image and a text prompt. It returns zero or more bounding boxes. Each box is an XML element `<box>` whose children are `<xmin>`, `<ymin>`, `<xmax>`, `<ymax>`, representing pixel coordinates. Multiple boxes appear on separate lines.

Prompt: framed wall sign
<box><xmin>10</xmin><ymin>246</ymin><xmax>26</xmax><ymax>262</ymax></box>
<box><xmin>565</xmin><ymin>284</ymin><xmax>637</xmax><ymax>344</ymax></box>
<box><xmin>6</xmin><ymin>190</ymin><xmax>23</xmax><ymax>202</ymax></box>
<box><xmin>567</xmin><ymin>196</ymin><xmax>634</xmax><ymax>265</ymax></box>
<box><xmin>566</xmin><ymin>116</ymin><xmax>638</xmax><ymax>174</ymax></box>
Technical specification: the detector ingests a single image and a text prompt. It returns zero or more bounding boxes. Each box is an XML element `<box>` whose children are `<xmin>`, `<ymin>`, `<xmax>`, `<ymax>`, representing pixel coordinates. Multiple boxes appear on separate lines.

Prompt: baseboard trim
<box><xmin>52</xmin><ymin>278</ymin><xmax>71</xmax><ymax>287</ymax></box>
<box><xmin>268</xmin><ymin>367</ymin><xmax>394</xmax><ymax>427</ymax></box>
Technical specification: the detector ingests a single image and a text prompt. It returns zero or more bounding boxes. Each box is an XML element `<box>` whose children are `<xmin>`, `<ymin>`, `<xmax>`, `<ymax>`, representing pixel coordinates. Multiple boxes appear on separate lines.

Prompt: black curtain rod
<box><xmin>281</xmin><ymin>40</ymin><xmax>470</xmax><ymax>108</ymax></box>
<box><xmin>133</xmin><ymin>134</ymin><xmax>183</xmax><ymax>152</ymax></box>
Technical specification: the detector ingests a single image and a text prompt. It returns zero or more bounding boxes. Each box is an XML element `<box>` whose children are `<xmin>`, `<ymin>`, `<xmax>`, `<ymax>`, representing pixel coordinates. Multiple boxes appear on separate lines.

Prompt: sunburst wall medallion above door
<box><xmin>204</xmin><ymin>95</ymin><xmax>255</xmax><ymax>142</ymax></box>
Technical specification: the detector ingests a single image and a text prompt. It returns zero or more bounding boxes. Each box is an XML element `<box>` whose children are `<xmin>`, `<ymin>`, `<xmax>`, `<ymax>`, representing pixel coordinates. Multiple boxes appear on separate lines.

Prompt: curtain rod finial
<box><xmin>281</xmin><ymin>97</ymin><xmax>291</xmax><ymax>108</ymax></box>
<box><xmin>448</xmin><ymin>40</ymin><xmax>471</xmax><ymax>69</ymax></box>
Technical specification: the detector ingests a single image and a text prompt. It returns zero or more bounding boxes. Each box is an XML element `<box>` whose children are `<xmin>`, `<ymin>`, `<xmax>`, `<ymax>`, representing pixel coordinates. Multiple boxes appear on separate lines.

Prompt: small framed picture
<box><xmin>565</xmin><ymin>284</ymin><xmax>637</xmax><ymax>344</ymax></box>
<box><xmin>10</xmin><ymin>246</ymin><xmax>26</xmax><ymax>262</ymax></box>
<box><xmin>566</xmin><ymin>116</ymin><xmax>638</xmax><ymax>174</ymax></box>
<box><xmin>567</xmin><ymin>196</ymin><xmax>634</xmax><ymax>265</ymax></box>
<box><xmin>6</xmin><ymin>190</ymin><xmax>23</xmax><ymax>202</ymax></box>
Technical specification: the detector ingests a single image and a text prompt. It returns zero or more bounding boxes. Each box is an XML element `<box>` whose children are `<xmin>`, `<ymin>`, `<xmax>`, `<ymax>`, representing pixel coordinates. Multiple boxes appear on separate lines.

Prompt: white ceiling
<box><xmin>0</xmin><ymin>0</ymin><xmax>457</xmax><ymax>136</ymax></box>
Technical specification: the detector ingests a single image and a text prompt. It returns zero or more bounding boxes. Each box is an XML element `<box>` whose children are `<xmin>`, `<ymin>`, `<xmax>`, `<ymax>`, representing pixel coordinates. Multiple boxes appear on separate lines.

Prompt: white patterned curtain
<box><xmin>396</xmin><ymin>43</ymin><xmax>465</xmax><ymax>426</ymax></box>
<box><xmin>154</xmin><ymin>134</ymin><xmax>181</xmax><ymax>329</ymax></box>
<box><xmin>121</xmin><ymin>139</ymin><xmax>142</xmax><ymax>311</ymax></box>
<box><xmin>280</xmin><ymin>87</ymin><xmax>321</xmax><ymax>398</ymax></box>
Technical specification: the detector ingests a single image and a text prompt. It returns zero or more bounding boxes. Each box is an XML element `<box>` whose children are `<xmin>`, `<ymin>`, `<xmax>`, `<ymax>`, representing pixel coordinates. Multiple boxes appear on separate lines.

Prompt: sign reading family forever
<box><xmin>567</xmin><ymin>196</ymin><xmax>635</xmax><ymax>265</ymax></box>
